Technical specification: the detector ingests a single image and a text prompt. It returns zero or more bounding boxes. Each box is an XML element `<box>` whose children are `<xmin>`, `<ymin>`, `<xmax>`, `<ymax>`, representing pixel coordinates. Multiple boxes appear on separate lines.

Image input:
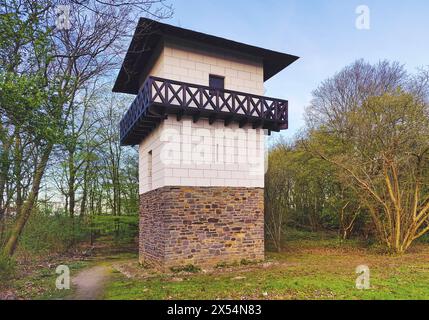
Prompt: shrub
<box><xmin>0</xmin><ymin>254</ymin><xmax>16</xmax><ymax>283</ymax></box>
<box><xmin>215</xmin><ymin>261</ymin><xmax>228</xmax><ymax>269</ymax></box>
<box><xmin>240</xmin><ymin>259</ymin><xmax>257</xmax><ymax>266</ymax></box>
<box><xmin>19</xmin><ymin>209</ymin><xmax>89</xmax><ymax>254</ymax></box>
<box><xmin>18</xmin><ymin>207</ymin><xmax>138</xmax><ymax>254</ymax></box>
<box><xmin>90</xmin><ymin>215</ymin><xmax>138</xmax><ymax>244</ymax></box>
<box><xmin>170</xmin><ymin>264</ymin><xmax>201</xmax><ymax>273</ymax></box>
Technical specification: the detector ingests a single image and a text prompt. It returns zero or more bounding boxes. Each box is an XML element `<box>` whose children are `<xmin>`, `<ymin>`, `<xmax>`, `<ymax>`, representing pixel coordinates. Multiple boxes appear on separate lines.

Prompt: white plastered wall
<box><xmin>139</xmin><ymin>116</ymin><xmax>265</xmax><ymax>194</ymax></box>
<box><xmin>162</xmin><ymin>39</ymin><xmax>264</xmax><ymax>95</ymax></box>
<box><xmin>139</xmin><ymin>39</ymin><xmax>264</xmax><ymax>95</ymax></box>
<box><xmin>138</xmin><ymin>39</ymin><xmax>266</xmax><ymax>194</ymax></box>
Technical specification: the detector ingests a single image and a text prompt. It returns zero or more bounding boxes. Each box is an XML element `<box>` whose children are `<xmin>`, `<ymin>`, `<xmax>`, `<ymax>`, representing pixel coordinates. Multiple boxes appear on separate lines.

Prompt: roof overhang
<box><xmin>113</xmin><ymin>18</ymin><xmax>299</xmax><ymax>95</ymax></box>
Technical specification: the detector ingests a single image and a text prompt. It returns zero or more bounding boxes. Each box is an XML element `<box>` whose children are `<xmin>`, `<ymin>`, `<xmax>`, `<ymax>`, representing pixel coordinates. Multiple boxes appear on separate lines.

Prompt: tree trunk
<box><xmin>68</xmin><ymin>148</ymin><xmax>76</xmax><ymax>218</ymax></box>
<box><xmin>79</xmin><ymin>161</ymin><xmax>89</xmax><ymax>218</ymax></box>
<box><xmin>0</xmin><ymin>208</ymin><xmax>6</xmax><ymax>246</ymax></box>
<box><xmin>2</xmin><ymin>144</ymin><xmax>53</xmax><ymax>257</ymax></box>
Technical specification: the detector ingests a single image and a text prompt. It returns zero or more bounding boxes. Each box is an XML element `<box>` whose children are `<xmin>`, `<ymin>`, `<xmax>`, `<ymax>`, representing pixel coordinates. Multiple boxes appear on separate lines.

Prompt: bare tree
<box><xmin>306</xmin><ymin>61</ymin><xmax>429</xmax><ymax>253</ymax></box>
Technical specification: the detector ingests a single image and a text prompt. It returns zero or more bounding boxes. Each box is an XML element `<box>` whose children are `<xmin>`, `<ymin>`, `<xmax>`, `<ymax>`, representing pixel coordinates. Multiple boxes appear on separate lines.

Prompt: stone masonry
<box><xmin>139</xmin><ymin>186</ymin><xmax>264</xmax><ymax>269</ymax></box>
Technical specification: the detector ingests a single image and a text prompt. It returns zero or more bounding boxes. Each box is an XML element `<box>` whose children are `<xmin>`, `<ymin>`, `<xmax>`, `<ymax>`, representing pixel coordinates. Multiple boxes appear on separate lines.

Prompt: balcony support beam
<box><xmin>252</xmin><ymin>120</ymin><xmax>263</xmax><ymax>129</ymax></box>
<box><xmin>239</xmin><ymin>119</ymin><xmax>248</xmax><ymax>128</ymax></box>
<box><xmin>192</xmin><ymin>113</ymin><xmax>201</xmax><ymax>123</ymax></box>
<box><xmin>176</xmin><ymin>110</ymin><xmax>184</xmax><ymax>122</ymax></box>
<box><xmin>224</xmin><ymin>116</ymin><xmax>234</xmax><ymax>127</ymax></box>
<box><xmin>209</xmin><ymin>114</ymin><xmax>217</xmax><ymax>125</ymax></box>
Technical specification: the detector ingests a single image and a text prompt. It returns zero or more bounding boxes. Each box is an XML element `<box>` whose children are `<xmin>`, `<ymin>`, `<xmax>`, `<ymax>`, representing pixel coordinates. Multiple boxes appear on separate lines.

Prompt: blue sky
<box><xmin>167</xmin><ymin>0</ymin><xmax>429</xmax><ymax>140</ymax></box>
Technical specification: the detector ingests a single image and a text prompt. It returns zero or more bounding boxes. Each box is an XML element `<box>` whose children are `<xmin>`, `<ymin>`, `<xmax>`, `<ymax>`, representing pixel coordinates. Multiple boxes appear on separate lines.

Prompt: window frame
<box><xmin>209</xmin><ymin>74</ymin><xmax>225</xmax><ymax>91</ymax></box>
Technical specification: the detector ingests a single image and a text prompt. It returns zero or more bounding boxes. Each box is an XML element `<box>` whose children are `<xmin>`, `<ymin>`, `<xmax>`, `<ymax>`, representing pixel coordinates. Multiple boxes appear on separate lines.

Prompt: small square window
<box><xmin>209</xmin><ymin>74</ymin><xmax>224</xmax><ymax>90</ymax></box>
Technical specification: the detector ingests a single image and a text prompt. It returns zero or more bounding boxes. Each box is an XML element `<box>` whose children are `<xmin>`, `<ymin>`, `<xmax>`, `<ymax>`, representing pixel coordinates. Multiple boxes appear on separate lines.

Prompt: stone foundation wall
<box><xmin>139</xmin><ymin>186</ymin><xmax>264</xmax><ymax>268</ymax></box>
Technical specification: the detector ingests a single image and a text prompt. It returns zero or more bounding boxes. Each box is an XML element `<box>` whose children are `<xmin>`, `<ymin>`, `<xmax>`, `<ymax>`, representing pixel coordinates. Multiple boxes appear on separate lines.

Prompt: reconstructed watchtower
<box><xmin>113</xmin><ymin>18</ymin><xmax>298</xmax><ymax>268</ymax></box>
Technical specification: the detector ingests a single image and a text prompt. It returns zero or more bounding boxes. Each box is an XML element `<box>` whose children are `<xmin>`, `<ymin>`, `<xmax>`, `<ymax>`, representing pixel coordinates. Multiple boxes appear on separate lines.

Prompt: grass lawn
<box><xmin>1</xmin><ymin>259</ymin><xmax>91</xmax><ymax>300</ymax></box>
<box><xmin>102</xmin><ymin>230</ymin><xmax>429</xmax><ymax>300</ymax></box>
<box><xmin>3</xmin><ymin>230</ymin><xmax>429</xmax><ymax>300</ymax></box>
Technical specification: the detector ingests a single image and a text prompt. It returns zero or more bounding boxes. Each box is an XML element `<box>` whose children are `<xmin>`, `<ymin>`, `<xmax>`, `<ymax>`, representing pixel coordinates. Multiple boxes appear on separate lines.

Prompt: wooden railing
<box><xmin>120</xmin><ymin>76</ymin><xmax>288</xmax><ymax>145</ymax></box>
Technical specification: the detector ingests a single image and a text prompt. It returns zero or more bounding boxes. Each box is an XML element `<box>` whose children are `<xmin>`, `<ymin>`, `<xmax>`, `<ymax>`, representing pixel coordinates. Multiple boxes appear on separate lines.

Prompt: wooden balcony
<box><xmin>119</xmin><ymin>76</ymin><xmax>289</xmax><ymax>146</ymax></box>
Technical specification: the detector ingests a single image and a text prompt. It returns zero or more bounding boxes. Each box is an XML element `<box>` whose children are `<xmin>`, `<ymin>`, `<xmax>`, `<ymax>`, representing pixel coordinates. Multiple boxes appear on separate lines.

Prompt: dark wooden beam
<box><xmin>138</xmin><ymin>121</ymin><xmax>157</xmax><ymax>128</ymax></box>
<box><xmin>262</xmin><ymin>122</ymin><xmax>272</xmax><ymax>130</ymax></box>
<box><xmin>144</xmin><ymin>114</ymin><xmax>164</xmax><ymax>121</ymax></box>
<box><xmin>192</xmin><ymin>112</ymin><xmax>200</xmax><ymax>123</ymax></box>
<box><xmin>209</xmin><ymin>114</ymin><xmax>217</xmax><ymax>125</ymax></box>
<box><xmin>147</xmin><ymin>107</ymin><xmax>165</xmax><ymax>117</ymax></box>
<box><xmin>176</xmin><ymin>110</ymin><xmax>184</xmax><ymax>122</ymax></box>
<box><xmin>252</xmin><ymin>120</ymin><xmax>263</xmax><ymax>129</ymax></box>
<box><xmin>239</xmin><ymin>119</ymin><xmax>248</xmax><ymax>128</ymax></box>
<box><xmin>224</xmin><ymin>116</ymin><xmax>234</xmax><ymax>127</ymax></box>
<box><xmin>139</xmin><ymin>119</ymin><xmax>160</xmax><ymax>126</ymax></box>
<box><xmin>134</xmin><ymin>129</ymin><xmax>151</xmax><ymax>135</ymax></box>
<box><xmin>268</xmin><ymin>124</ymin><xmax>278</xmax><ymax>132</ymax></box>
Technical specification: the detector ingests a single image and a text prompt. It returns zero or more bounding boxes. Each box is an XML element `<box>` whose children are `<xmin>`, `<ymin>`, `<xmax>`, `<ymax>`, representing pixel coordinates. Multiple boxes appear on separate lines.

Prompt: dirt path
<box><xmin>71</xmin><ymin>265</ymin><xmax>111</xmax><ymax>300</ymax></box>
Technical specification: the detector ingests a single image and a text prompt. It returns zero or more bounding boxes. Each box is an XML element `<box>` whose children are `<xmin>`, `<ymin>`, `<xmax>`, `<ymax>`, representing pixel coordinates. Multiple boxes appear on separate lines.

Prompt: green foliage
<box><xmin>0</xmin><ymin>1</ymin><xmax>60</xmax><ymax>142</ymax></box>
<box><xmin>0</xmin><ymin>0</ymin><xmax>53</xmax><ymax>72</ymax></box>
<box><xmin>215</xmin><ymin>261</ymin><xmax>240</xmax><ymax>269</ymax></box>
<box><xmin>90</xmin><ymin>215</ymin><xmax>139</xmax><ymax>244</ymax></box>
<box><xmin>170</xmin><ymin>264</ymin><xmax>202</xmax><ymax>273</ymax></box>
<box><xmin>215</xmin><ymin>261</ymin><xmax>230</xmax><ymax>269</ymax></box>
<box><xmin>0</xmin><ymin>253</ymin><xmax>16</xmax><ymax>283</ymax></box>
<box><xmin>19</xmin><ymin>209</ymin><xmax>88</xmax><ymax>254</ymax></box>
<box><xmin>266</xmin><ymin>140</ymin><xmax>367</xmax><ymax>247</ymax></box>
<box><xmin>307</xmin><ymin>90</ymin><xmax>429</xmax><ymax>252</ymax></box>
<box><xmin>282</xmin><ymin>228</ymin><xmax>366</xmax><ymax>250</ymax></box>
<box><xmin>266</xmin><ymin>61</ymin><xmax>429</xmax><ymax>252</ymax></box>
<box><xmin>17</xmin><ymin>207</ymin><xmax>138</xmax><ymax>254</ymax></box>
<box><xmin>240</xmin><ymin>259</ymin><xmax>258</xmax><ymax>266</ymax></box>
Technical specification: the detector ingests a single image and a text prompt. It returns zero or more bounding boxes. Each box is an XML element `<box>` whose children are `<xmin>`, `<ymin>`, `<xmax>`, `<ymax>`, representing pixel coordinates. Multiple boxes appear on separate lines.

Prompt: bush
<box><xmin>19</xmin><ymin>210</ymin><xmax>89</xmax><ymax>254</ymax></box>
<box><xmin>240</xmin><ymin>259</ymin><xmax>258</xmax><ymax>266</ymax></box>
<box><xmin>90</xmin><ymin>215</ymin><xmax>138</xmax><ymax>244</ymax></box>
<box><xmin>18</xmin><ymin>207</ymin><xmax>139</xmax><ymax>254</ymax></box>
<box><xmin>0</xmin><ymin>254</ymin><xmax>16</xmax><ymax>283</ymax></box>
<box><xmin>170</xmin><ymin>264</ymin><xmax>201</xmax><ymax>273</ymax></box>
